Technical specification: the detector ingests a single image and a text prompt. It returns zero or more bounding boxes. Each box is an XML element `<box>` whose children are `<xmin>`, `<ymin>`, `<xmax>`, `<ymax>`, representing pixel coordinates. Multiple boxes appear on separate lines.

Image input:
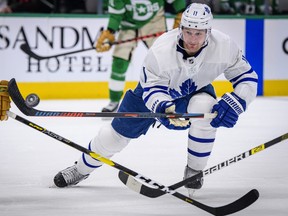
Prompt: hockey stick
<box><xmin>20</xmin><ymin>31</ymin><xmax>165</xmax><ymax>60</ymax></box>
<box><xmin>8</xmin><ymin>78</ymin><xmax>216</xmax><ymax>119</ymax></box>
<box><xmin>6</xmin><ymin>110</ymin><xmax>259</xmax><ymax>215</ymax></box>
<box><xmin>119</xmin><ymin>132</ymin><xmax>288</xmax><ymax>198</ymax></box>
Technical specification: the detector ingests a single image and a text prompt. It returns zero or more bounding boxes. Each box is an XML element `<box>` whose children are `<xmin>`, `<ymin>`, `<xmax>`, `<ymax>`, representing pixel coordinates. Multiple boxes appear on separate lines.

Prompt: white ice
<box><xmin>1</xmin><ymin>97</ymin><xmax>288</xmax><ymax>216</ymax></box>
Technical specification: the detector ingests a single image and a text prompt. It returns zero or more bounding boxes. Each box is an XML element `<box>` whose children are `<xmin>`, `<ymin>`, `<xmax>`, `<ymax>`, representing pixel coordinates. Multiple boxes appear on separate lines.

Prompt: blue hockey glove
<box><xmin>156</xmin><ymin>101</ymin><xmax>190</xmax><ymax>130</ymax></box>
<box><xmin>210</xmin><ymin>92</ymin><xmax>246</xmax><ymax>128</ymax></box>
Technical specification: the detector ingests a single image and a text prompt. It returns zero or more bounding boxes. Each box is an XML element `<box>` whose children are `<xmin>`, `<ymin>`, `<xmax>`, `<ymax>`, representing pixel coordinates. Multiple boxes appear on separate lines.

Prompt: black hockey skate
<box><xmin>101</xmin><ymin>101</ymin><xmax>119</xmax><ymax>113</ymax></box>
<box><xmin>184</xmin><ymin>165</ymin><xmax>203</xmax><ymax>197</ymax></box>
<box><xmin>54</xmin><ymin>163</ymin><xmax>89</xmax><ymax>188</ymax></box>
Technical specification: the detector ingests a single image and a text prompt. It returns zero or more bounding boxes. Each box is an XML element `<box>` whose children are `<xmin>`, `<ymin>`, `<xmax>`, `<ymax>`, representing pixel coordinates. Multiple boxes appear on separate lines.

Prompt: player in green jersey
<box><xmin>95</xmin><ymin>0</ymin><xmax>186</xmax><ymax>113</ymax></box>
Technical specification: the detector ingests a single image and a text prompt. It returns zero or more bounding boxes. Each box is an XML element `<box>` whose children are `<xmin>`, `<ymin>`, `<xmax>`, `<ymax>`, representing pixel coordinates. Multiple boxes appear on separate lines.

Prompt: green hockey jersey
<box><xmin>107</xmin><ymin>0</ymin><xmax>185</xmax><ymax>31</ymax></box>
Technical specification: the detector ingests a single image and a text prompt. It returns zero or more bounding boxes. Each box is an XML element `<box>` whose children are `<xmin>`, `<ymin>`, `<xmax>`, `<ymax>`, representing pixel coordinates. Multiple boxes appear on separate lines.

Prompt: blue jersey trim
<box><xmin>233</xmin><ymin>77</ymin><xmax>258</xmax><ymax>89</ymax></box>
<box><xmin>143</xmin><ymin>89</ymin><xmax>169</xmax><ymax>103</ymax></box>
<box><xmin>230</xmin><ymin>67</ymin><xmax>254</xmax><ymax>83</ymax></box>
<box><xmin>188</xmin><ymin>134</ymin><xmax>215</xmax><ymax>143</ymax></box>
<box><xmin>81</xmin><ymin>142</ymin><xmax>102</xmax><ymax>169</ymax></box>
<box><xmin>188</xmin><ymin>148</ymin><xmax>211</xmax><ymax>157</ymax></box>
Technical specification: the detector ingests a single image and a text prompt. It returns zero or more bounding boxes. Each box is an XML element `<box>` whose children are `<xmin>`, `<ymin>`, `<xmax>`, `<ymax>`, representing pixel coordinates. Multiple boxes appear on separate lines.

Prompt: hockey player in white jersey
<box><xmin>54</xmin><ymin>3</ymin><xmax>258</xmax><ymax>197</ymax></box>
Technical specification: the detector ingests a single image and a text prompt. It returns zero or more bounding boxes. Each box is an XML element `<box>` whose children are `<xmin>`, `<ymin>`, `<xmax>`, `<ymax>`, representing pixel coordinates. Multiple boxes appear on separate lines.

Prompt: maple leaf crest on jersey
<box><xmin>169</xmin><ymin>79</ymin><xmax>197</xmax><ymax>99</ymax></box>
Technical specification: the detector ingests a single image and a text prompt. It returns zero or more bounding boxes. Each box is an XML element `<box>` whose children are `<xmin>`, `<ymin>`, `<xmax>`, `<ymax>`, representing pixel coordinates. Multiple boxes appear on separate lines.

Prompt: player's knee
<box><xmin>188</xmin><ymin>93</ymin><xmax>217</xmax><ymax>113</ymax></box>
<box><xmin>188</xmin><ymin>93</ymin><xmax>217</xmax><ymax>126</ymax></box>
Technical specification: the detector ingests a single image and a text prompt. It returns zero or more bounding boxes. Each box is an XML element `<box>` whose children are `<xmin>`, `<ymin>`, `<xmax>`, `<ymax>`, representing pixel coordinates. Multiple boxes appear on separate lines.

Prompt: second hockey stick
<box><xmin>7</xmin><ymin>110</ymin><xmax>258</xmax><ymax>216</ymax></box>
<box><xmin>20</xmin><ymin>31</ymin><xmax>165</xmax><ymax>60</ymax></box>
<box><xmin>8</xmin><ymin>78</ymin><xmax>216</xmax><ymax>119</ymax></box>
<box><xmin>118</xmin><ymin>132</ymin><xmax>288</xmax><ymax>198</ymax></box>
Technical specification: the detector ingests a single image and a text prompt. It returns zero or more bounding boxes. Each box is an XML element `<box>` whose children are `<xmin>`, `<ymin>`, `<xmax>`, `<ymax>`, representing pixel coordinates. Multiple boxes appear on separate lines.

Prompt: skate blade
<box><xmin>101</xmin><ymin>117</ymin><xmax>113</xmax><ymax>121</ymax></box>
<box><xmin>188</xmin><ymin>188</ymin><xmax>197</xmax><ymax>198</ymax></box>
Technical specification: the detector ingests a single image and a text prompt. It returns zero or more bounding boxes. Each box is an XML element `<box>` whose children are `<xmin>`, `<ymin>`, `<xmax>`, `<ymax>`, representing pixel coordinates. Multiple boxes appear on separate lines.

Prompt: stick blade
<box><xmin>118</xmin><ymin>171</ymin><xmax>165</xmax><ymax>198</ymax></box>
<box><xmin>20</xmin><ymin>43</ymin><xmax>43</xmax><ymax>60</ymax></box>
<box><xmin>214</xmin><ymin>189</ymin><xmax>259</xmax><ymax>216</ymax></box>
<box><xmin>8</xmin><ymin>78</ymin><xmax>37</xmax><ymax>116</ymax></box>
<box><xmin>119</xmin><ymin>170</ymin><xmax>259</xmax><ymax>215</ymax></box>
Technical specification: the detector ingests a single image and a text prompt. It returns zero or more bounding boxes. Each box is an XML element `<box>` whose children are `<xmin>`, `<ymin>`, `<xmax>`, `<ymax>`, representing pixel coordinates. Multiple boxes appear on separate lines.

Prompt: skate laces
<box><xmin>61</xmin><ymin>165</ymin><xmax>86</xmax><ymax>185</ymax></box>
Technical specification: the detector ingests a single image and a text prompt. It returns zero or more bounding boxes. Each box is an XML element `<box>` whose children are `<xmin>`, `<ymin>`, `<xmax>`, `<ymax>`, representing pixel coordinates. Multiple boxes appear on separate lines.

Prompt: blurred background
<box><xmin>0</xmin><ymin>3</ymin><xmax>287</xmax><ymax>215</ymax></box>
<box><xmin>1</xmin><ymin>0</ymin><xmax>287</xmax><ymax>15</ymax></box>
<box><xmin>1</xmin><ymin>0</ymin><xmax>287</xmax><ymax>100</ymax></box>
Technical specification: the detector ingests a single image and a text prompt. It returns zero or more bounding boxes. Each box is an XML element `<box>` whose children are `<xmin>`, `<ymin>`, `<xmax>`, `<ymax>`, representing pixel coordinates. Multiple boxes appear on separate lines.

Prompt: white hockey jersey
<box><xmin>140</xmin><ymin>28</ymin><xmax>258</xmax><ymax>112</ymax></box>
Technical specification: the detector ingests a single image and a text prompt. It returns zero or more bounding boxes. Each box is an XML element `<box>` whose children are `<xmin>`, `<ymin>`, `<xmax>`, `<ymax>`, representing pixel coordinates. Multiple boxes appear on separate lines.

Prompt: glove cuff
<box><xmin>222</xmin><ymin>93</ymin><xmax>246</xmax><ymax>115</ymax></box>
<box><xmin>107</xmin><ymin>28</ymin><xmax>115</xmax><ymax>34</ymax></box>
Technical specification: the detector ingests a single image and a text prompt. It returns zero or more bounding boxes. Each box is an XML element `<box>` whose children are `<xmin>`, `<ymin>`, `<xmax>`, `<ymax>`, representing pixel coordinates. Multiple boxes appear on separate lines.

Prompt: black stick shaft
<box><xmin>119</xmin><ymin>132</ymin><xmax>288</xmax><ymax>198</ymax></box>
<box><xmin>6</xmin><ymin>110</ymin><xmax>258</xmax><ymax>215</ymax></box>
<box><xmin>8</xmin><ymin>78</ymin><xmax>216</xmax><ymax>119</ymax></box>
<box><xmin>20</xmin><ymin>31</ymin><xmax>164</xmax><ymax>60</ymax></box>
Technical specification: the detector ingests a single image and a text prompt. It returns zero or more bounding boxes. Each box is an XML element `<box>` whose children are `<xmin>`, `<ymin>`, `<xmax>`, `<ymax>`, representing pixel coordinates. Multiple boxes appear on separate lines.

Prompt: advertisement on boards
<box><xmin>1</xmin><ymin>17</ymin><xmax>245</xmax><ymax>83</ymax></box>
<box><xmin>1</xmin><ymin>17</ymin><xmax>112</xmax><ymax>82</ymax></box>
<box><xmin>264</xmin><ymin>19</ymin><xmax>288</xmax><ymax>80</ymax></box>
<box><xmin>1</xmin><ymin>16</ymin><xmax>287</xmax><ymax>97</ymax></box>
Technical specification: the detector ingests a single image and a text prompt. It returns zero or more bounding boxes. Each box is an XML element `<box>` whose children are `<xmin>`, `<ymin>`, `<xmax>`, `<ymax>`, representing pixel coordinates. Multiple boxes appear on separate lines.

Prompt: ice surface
<box><xmin>1</xmin><ymin>97</ymin><xmax>287</xmax><ymax>216</ymax></box>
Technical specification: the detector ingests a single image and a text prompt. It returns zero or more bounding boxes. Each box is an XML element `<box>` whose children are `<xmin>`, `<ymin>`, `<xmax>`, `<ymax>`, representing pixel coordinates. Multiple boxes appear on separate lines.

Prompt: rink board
<box><xmin>0</xmin><ymin>15</ymin><xmax>287</xmax><ymax>98</ymax></box>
